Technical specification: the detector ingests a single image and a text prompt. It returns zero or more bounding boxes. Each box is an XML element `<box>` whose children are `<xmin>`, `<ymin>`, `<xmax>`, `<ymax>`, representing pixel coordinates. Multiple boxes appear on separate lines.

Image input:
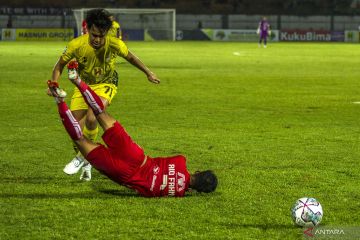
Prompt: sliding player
<box><xmin>48</xmin><ymin>9</ymin><xmax>159</xmax><ymax>181</ymax></box>
<box><xmin>46</xmin><ymin>63</ymin><xmax>217</xmax><ymax>197</ymax></box>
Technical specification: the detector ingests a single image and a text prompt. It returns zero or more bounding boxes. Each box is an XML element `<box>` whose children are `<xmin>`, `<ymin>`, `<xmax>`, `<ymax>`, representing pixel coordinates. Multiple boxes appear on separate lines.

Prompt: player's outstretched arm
<box><xmin>52</xmin><ymin>57</ymin><xmax>67</xmax><ymax>82</ymax></box>
<box><xmin>47</xmin><ymin>57</ymin><xmax>67</xmax><ymax>97</ymax></box>
<box><xmin>124</xmin><ymin>50</ymin><xmax>160</xmax><ymax>84</ymax></box>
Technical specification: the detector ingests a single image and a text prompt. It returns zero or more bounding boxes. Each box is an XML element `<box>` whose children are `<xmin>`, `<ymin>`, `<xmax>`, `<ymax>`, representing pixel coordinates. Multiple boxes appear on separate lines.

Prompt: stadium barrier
<box><xmin>202</xmin><ymin>29</ymin><xmax>279</xmax><ymax>42</ymax></box>
<box><xmin>1</xmin><ymin>28</ymin><xmax>74</xmax><ymax>41</ymax></box>
<box><xmin>175</xmin><ymin>30</ymin><xmax>211</xmax><ymax>41</ymax></box>
<box><xmin>1</xmin><ymin>28</ymin><xmax>359</xmax><ymax>42</ymax></box>
<box><xmin>280</xmin><ymin>30</ymin><xmax>345</xmax><ymax>42</ymax></box>
<box><xmin>344</xmin><ymin>30</ymin><xmax>360</xmax><ymax>42</ymax></box>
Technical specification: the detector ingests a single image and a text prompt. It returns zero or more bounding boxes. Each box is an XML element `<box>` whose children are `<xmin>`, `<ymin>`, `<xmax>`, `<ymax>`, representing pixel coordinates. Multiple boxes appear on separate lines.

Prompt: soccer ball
<box><xmin>291</xmin><ymin>197</ymin><xmax>323</xmax><ymax>227</ymax></box>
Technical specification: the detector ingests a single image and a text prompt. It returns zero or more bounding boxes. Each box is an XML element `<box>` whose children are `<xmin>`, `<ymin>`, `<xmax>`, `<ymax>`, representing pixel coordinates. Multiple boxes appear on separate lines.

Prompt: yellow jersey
<box><xmin>61</xmin><ymin>34</ymin><xmax>128</xmax><ymax>85</ymax></box>
<box><xmin>108</xmin><ymin>21</ymin><xmax>121</xmax><ymax>39</ymax></box>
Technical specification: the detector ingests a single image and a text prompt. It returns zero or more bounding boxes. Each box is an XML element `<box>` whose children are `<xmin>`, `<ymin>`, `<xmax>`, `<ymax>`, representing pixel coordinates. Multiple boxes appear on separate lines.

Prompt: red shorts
<box><xmin>86</xmin><ymin>121</ymin><xmax>145</xmax><ymax>183</ymax></box>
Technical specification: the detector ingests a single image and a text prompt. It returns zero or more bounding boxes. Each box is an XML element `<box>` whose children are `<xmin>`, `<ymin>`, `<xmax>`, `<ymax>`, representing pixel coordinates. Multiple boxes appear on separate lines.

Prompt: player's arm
<box><xmin>124</xmin><ymin>50</ymin><xmax>160</xmax><ymax>84</ymax></box>
<box><xmin>52</xmin><ymin>57</ymin><xmax>67</xmax><ymax>82</ymax></box>
<box><xmin>47</xmin><ymin>57</ymin><xmax>68</xmax><ymax>97</ymax></box>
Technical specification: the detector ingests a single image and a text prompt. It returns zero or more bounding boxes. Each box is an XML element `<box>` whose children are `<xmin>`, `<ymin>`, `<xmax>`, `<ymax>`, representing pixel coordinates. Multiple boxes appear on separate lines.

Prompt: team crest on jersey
<box><xmin>92</xmin><ymin>67</ymin><xmax>103</xmax><ymax>77</ymax></box>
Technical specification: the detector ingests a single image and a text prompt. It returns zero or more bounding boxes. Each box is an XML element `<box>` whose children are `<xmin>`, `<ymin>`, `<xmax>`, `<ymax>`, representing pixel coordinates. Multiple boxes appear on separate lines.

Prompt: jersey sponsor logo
<box><xmin>168</xmin><ymin>164</ymin><xmax>176</xmax><ymax>196</ymax></box>
<box><xmin>150</xmin><ymin>165</ymin><xmax>160</xmax><ymax>192</ymax></box>
<box><xmin>150</xmin><ymin>175</ymin><xmax>157</xmax><ymax>192</ymax></box>
<box><xmin>160</xmin><ymin>175</ymin><xmax>168</xmax><ymax>191</ymax></box>
<box><xmin>158</xmin><ymin>164</ymin><xmax>183</xmax><ymax>196</ymax></box>
<box><xmin>177</xmin><ymin>172</ymin><xmax>186</xmax><ymax>192</ymax></box>
<box><xmin>153</xmin><ymin>165</ymin><xmax>160</xmax><ymax>174</ymax></box>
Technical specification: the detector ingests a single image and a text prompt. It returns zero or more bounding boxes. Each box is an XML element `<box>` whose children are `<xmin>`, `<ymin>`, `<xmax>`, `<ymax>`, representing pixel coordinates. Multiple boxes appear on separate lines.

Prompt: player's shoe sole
<box><xmin>68</xmin><ymin>69</ymin><xmax>78</xmax><ymax>81</ymax></box>
<box><xmin>67</xmin><ymin>61</ymin><xmax>79</xmax><ymax>81</ymax></box>
<box><xmin>47</xmin><ymin>80</ymin><xmax>67</xmax><ymax>98</ymax></box>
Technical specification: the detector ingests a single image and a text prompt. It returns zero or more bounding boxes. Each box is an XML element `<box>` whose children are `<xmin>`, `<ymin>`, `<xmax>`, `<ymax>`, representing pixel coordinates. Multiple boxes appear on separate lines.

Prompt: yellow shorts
<box><xmin>70</xmin><ymin>83</ymin><xmax>117</xmax><ymax>111</ymax></box>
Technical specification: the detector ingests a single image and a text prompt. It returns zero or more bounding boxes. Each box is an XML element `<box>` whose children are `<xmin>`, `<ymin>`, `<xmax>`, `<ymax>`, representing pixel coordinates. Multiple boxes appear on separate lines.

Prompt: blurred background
<box><xmin>1</xmin><ymin>0</ymin><xmax>360</xmax><ymax>41</ymax></box>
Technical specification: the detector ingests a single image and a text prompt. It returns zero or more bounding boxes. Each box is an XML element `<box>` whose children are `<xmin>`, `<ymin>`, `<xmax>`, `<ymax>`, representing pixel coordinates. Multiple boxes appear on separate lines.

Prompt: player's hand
<box><xmin>147</xmin><ymin>72</ymin><xmax>160</xmax><ymax>84</ymax></box>
<box><xmin>46</xmin><ymin>87</ymin><xmax>53</xmax><ymax>97</ymax></box>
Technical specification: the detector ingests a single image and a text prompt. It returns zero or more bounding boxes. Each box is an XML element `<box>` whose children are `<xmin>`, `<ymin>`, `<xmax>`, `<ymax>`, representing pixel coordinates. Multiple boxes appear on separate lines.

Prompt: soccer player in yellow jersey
<box><xmin>108</xmin><ymin>16</ymin><xmax>122</xmax><ymax>39</ymax></box>
<box><xmin>48</xmin><ymin>8</ymin><xmax>160</xmax><ymax>181</ymax></box>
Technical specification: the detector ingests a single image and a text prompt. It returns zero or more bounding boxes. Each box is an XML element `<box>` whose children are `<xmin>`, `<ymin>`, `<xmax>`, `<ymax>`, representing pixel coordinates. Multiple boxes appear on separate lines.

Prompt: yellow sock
<box><xmin>83</xmin><ymin>125</ymin><xmax>99</xmax><ymax>142</ymax></box>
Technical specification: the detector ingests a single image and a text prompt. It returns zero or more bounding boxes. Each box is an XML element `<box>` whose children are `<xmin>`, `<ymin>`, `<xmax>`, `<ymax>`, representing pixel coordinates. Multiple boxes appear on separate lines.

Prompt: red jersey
<box><xmin>86</xmin><ymin>121</ymin><xmax>190</xmax><ymax>197</ymax></box>
<box><xmin>82</xmin><ymin>19</ymin><xmax>88</xmax><ymax>35</ymax></box>
<box><xmin>126</xmin><ymin>155</ymin><xmax>191</xmax><ymax>197</ymax></box>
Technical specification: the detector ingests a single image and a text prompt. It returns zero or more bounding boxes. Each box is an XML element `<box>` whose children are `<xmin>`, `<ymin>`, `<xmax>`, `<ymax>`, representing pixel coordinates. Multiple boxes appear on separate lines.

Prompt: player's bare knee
<box><xmin>96</xmin><ymin>112</ymin><xmax>116</xmax><ymax>131</ymax></box>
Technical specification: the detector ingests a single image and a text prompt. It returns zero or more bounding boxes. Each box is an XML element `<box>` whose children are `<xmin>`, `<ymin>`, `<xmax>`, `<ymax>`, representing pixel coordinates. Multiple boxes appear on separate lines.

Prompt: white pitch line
<box><xmin>352</xmin><ymin>102</ymin><xmax>360</xmax><ymax>104</ymax></box>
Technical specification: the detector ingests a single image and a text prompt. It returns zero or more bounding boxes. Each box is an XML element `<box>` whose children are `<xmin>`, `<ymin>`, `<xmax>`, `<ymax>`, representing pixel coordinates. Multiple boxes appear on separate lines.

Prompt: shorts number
<box><xmin>104</xmin><ymin>86</ymin><xmax>113</xmax><ymax>98</ymax></box>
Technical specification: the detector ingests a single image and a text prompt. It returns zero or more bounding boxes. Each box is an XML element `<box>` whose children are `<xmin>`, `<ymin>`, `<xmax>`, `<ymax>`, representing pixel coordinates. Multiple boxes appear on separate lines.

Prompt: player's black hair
<box><xmin>191</xmin><ymin>170</ymin><xmax>218</xmax><ymax>193</ymax></box>
<box><xmin>86</xmin><ymin>9</ymin><xmax>112</xmax><ymax>32</ymax></box>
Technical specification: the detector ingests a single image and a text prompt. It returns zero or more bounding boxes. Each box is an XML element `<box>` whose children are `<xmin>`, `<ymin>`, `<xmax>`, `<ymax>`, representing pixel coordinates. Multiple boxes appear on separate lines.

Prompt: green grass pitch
<box><xmin>0</xmin><ymin>41</ymin><xmax>360</xmax><ymax>239</ymax></box>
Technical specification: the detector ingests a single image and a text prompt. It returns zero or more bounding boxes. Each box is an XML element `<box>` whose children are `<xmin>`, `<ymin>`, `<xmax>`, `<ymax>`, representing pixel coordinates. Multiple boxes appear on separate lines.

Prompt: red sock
<box><xmin>77</xmin><ymin>81</ymin><xmax>104</xmax><ymax>115</ymax></box>
<box><xmin>58</xmin><ymin>102</ymin><xmax>83</xmax><ymax>140</ymax></box>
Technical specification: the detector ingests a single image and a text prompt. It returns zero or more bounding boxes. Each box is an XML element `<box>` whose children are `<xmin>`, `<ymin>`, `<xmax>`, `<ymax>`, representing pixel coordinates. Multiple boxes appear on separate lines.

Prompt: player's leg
<box><xmin>80</xmin><ymin>98</ymin><xmax>109</xmax><ymax>181</ymax></box>
<box><xmin>56</xmin><ymin>98</ymin><xmax>99</xmax><ymax>158</ymax></box>
<box><xmin>259</xmin><ymin>35</ymin><xmax>262</xmax><ymax>47</ymax></box>
<box><xmin>65</xmin><ymin>88</ymin><xmax>97</xmax><ymax>176</ymax></box>
<box><xmin>83</xmin><ymin>94</ymin><xmax>111</xmax><ymax>142</ymax></box>
<box><xmin>70</xmin><ymin>79</ymin><xmax>145</xmax><ymax>162</ymax></box>
<box><xmin>67</xmin><ymin>61</ymin><xmax>119</xmax><ymax>130</ymax></box>
<box><xmin>58</xmin><ymin>96</ymin><xmax>112</xmax><ymax>181</ymax></box>
<box><xmin>72</xmin><ymin>80</ymin><xmax>117</xmax><ymax>131</ymax></box>
<box><xmin>64</xmin><ymin>82</ymin><xmax>115</xmax><ymax>178</ymax></box>
<box><xmin>67</xmin><ymin>77</ymin><xmax>147</xmax><ymax>180</ymax></box>
<box><xmin>69</xmin><ymin>86</ymin><xmax>116</xmax><ymax>179</ymax></box>
<box><xmin>63</xmin><ymin>94</ymin><xmax>88</xmax><ymax>175</ymax></box>
<box><xmin>263</xmin><ymin>35</ymin><xmax>267</xmax><ymax>48</ymax></box>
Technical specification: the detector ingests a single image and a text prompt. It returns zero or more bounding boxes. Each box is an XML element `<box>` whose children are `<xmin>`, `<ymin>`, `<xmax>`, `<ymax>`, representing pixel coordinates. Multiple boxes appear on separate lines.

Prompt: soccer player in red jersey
<box><xmin>47</xmin><ymin>62</ymin><xmax>218</xmax><ymax>197</ymax></box>
<box><xmin>81</xmin><ymin>19</ymin><xmax>88</xmax><ymax>35</ymax></box>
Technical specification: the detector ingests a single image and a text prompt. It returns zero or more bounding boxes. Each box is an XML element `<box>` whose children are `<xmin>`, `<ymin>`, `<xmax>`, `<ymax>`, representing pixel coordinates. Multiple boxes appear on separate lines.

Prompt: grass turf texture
<box><xmin>0</xmin><ymin>41</ymin><xmax>360</xmax><ymax>239</ymax></box>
